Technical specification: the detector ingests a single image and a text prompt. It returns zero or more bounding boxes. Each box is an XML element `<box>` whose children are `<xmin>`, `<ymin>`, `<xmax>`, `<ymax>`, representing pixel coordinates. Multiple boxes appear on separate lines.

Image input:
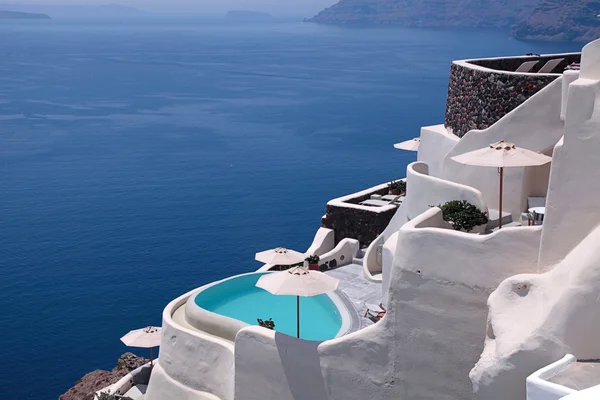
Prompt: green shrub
<box><xmin>439</xmin><ymin>200</ymin><xmax>488</xmax><ymax>232</ymax></box>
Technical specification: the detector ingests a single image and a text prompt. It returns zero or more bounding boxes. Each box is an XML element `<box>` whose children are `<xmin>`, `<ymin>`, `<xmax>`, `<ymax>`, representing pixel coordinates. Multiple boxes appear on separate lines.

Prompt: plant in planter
<box><xmin>439</xmin><ymin>200</ymin><xmax>489</xmax><ymax>232</ymax></box>
<box><xmin>388</xmin><ymin>180</ymin><xmax>406</xmax><ymax>195</ymax></box>
<box><xmin>305</xmin><ymin>255</ymin><xmax>320</xmax><ymax>271</ymax></box>
<box><xmin>257</xmin><ymin>318</ymin><xmax>275</xmax><ymax>330</ymax></box>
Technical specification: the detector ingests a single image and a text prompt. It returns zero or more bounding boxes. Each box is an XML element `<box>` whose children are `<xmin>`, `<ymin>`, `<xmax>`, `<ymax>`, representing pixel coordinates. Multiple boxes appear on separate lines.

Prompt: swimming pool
<box><xmin>191</xmin><ymin>272</ymin><xmax>347</xmax><ymax>341</ymax></box>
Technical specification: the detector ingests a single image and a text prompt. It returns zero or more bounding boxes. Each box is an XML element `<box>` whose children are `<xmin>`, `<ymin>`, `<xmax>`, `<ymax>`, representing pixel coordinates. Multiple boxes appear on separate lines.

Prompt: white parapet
<box><xmin>526</xmin><ymin>354</ymin><xmax>578</xmax><ymax>400</ymax></box>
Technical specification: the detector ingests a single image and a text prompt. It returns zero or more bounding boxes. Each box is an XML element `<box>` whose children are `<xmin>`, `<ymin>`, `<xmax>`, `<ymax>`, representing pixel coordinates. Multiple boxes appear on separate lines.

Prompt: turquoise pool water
<box><xmin>194</xmin><ymin>273</ymin><xmax>343</xmax><ymax>341</ymax></box>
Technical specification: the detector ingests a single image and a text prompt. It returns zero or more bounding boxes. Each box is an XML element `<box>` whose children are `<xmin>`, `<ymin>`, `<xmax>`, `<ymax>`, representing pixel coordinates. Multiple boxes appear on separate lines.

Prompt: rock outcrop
<box><xmin>59</xmin><ymin>353</ymin><xmax>146</xmax><ymax>400</ymax></box>
<box><xmin>513</xmin><ymin>0</ymin><xmax>600</xmax><ymax>42</ymax></box>
<box><xmin>308</xmin><ymin>0</ymin><xmax>600</xmax><ymax>42</ymax></box>
<box><xmin>307</xmin><ymin>0</ymin><xmax>538</xmax><ymax>28</ymax></box>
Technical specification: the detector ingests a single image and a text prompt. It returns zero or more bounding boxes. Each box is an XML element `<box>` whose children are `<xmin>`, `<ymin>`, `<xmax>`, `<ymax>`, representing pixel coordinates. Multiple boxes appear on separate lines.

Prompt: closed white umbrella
<box><xmin>394</xmin><ymin>137</ymin><xmax>420</xmax><ymax>151</ymax></box>
<box><xmin>256</xmin><ymin>266</ymin><xmax>339</xmax><ymax>338</ymax></box>
<box><xmin>451</xmin><ymin>140</ymin><xmax>552</xmax><ymax>229</ymax></box>
<box><xmin>120</xmin><ymin>326</ymin><xmax>162</xmax><ymax>365</ymax></box>
<box><xmin>255</xmin><ymin>247</ymin><xmax>305</xmax><ymax>267</ymax></box>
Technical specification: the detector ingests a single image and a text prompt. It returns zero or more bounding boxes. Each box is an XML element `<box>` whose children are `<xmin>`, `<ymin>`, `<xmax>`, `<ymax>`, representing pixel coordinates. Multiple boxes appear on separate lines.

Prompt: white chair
<box><xmin>516</xmin><ymin>61</ymin><xmax>539</xmax><ymax>73</ymax></box>
<box><xmin>538</xmin><ymin>58</ymin><xmax>564</xmax><ymax>73</ymax></box>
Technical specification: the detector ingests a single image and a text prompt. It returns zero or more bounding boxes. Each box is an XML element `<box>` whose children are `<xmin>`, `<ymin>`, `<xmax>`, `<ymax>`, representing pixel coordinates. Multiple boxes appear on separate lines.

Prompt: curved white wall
<box><xmin>441</xmin><ymin>76</ymin><xmax>564</xmax><ymax>218</ymax></box>
<box><xmin>145</xmin><ymin>290</ymin><xmax>235</xmax><ymax>400</ymax></box>
<box><xmin>418</xmin><ymin>124</ymin><xmax>459</xmax><ymax>178</ymax></box>
<box><xmin>404</xmin><ymin>161</ymin><xmax>487</xmax><ymax>221</ymax></box>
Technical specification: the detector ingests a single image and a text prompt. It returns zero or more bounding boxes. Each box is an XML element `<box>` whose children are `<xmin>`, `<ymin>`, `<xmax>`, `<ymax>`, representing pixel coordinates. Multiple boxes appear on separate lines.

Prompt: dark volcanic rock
<box><xmin>59</xmin><ymin>353</ymin><xmax>146</xmax><ymax>400</ymax></box>
<box><xmin>513</xmin><ymin>0</ymin><xmax>600</xmax><ymax>42</ymax></box>
<box><xmin>308</xmin><ymin>0</ymin><xmax>600</xmax><ymax>42</ymax></box>
<box><xmin>307</xmin><ymin>0</ymin><xmax>538</xmax><ymax>29</ymax></box>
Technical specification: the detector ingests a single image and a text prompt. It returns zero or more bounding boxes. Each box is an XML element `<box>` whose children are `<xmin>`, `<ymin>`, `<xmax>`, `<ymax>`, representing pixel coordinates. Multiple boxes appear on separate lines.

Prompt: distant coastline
<box><xmin>0</xmin><ymin>10</ymin><xmax>50</xmax><ymax>19</ymax></box>
<box><xmin>226</xmin><ymin>10</ymin><xmax>273</xmax><ymax>21</ymax></box>
<box><xmin>307</xmin><ymin>0</ymin><xmax>600</xmax><ymax>42</ymax></box>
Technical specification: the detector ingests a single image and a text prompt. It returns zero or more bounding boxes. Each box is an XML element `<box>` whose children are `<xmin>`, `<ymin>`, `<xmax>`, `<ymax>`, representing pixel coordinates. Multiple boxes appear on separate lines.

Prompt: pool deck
<box><xmin>324</xmin><ymin>263</ymin><xmax>383</xmax><ymax>327</ymax></box>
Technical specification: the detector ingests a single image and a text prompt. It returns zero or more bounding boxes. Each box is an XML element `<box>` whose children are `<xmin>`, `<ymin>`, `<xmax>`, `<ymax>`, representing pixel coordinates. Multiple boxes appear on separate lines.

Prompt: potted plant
<box><xmin>388</xmin><ymin>180</ymin><xmax>400</xmax><ymax>195</ymax></box>
<box><xmin>388</xmin><ymin>180</ymin><xmax>406</xmax><ymax>195</ymax></box>
<box><xmin>305</xmin><ymin>255</ymin><xmax>320</xmax><ymax>271</ymax></box>
<box><xmin>257</xmin><ymin>318</ymin><xmax>275</xmax><ymax>330</ymax></box>
<box><xmin>439</xmin><ymin>200</ymin><xmax>489</xmax><ymax>233</ymax></box>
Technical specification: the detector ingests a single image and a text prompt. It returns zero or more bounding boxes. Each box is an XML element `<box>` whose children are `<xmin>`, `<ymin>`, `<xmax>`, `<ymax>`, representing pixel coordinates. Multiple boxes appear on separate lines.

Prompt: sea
<box><xmin>0</xmin><ymin>18</ymin><xmax>582</xmax><ymax>399</ymax></box>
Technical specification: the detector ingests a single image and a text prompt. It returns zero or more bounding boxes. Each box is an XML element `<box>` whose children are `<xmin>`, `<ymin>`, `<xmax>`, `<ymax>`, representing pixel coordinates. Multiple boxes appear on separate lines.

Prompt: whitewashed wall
<box><xmin>418</xmin><ymin>124</ymin><xmax>459</xmax><ymax>178</ymax></box>
<box><xmin>539</xmin><ymin>40</ymin><xmax>600</xmax><ymax>268</ymax></box>
<box><xmin>145</xmin><ymin>290</ymin><xmax>235</xmax><ymax>400</ymax></box>
<box><xmin>403</xmin><ymin>161</ymin><xmax>487</xmax><ymax>221</ymax></box>
<box><xmin>441</xmin><ymin>77</ymin><xmax>564</xmax><ymax>218</ymax></box>
<box><xmin>472</xmin><ymin>40</ymin><xmax>600</xmax><ymax>400</ymax></box>
<box><xmin>526</xmin><ymin>354</ymin><xmax>577</xmax><ymax>400</ymax></box>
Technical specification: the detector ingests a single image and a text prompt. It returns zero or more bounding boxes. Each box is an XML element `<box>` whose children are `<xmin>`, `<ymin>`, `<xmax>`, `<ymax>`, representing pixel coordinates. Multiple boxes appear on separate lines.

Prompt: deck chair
<box><xmin>364</xmin><ymin>303</ymin><xmax>386</xmax><ymax>321</ymax></box>
<box><xmin>516</xmin><ymin>61</ymin><xmax>539</xmax><ymax>73</ymax></box>
<box><xmin>538</xmin><ymin>58</ymin><xmax>564</xmax><ymax>73</ymax></box>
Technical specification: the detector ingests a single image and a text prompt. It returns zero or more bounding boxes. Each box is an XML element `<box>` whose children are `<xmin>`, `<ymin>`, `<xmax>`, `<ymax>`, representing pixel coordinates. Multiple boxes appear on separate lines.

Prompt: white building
<box><xmin>109</xmin><ymin>39</ymin><xmax>600</xmax><ymax>400</ymax></box>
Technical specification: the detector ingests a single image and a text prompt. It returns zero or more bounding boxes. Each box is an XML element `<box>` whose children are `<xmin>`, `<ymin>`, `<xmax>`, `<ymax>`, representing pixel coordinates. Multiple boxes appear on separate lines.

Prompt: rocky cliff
<box><xmin>59</xmin><ymin>353</ymin><xmax>146</xmax><ymax>400</ymax></box>
<box><xmin>308</xmin><ymin>0</ymin><xmax>600</xmax><ymax>41</ymax></box>
<box><xmin>513</xmin><ymin>0</ymin><xmax>600</xmax><ymax>42</ymax></box>
<box><xmin>308</xmin><ymin>0</ymin><xmax>538</xmax><ymax>28</ymax></box>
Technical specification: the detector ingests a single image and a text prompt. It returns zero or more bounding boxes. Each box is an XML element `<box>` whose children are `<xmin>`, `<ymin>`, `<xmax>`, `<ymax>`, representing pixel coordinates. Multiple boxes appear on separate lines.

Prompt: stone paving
<box><xmin>325</xmin><ymin>263</ymin><xmax>383</xmax><ymax>328</ymax></box>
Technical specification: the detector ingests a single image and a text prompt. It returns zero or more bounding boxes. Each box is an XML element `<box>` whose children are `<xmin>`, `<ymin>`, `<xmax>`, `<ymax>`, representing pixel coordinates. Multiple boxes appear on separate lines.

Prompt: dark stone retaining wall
<box><xmin>445</xmin><ymin>62</ymin><xmax>560</xmax><ymax>138</ymax></box>
<box><xmin>322</xmin><ymin>186</ymin><xmax>398</xmax><ymax>247</ymax></box>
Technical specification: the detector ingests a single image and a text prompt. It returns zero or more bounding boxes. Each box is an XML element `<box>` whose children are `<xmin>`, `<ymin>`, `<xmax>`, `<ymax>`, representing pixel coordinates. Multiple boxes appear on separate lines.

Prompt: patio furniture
<box><xmin>528</xmin><ymin>206</ymin><xmax>545</xmax><ymax>225</ymax></box>
<box><xmin>452</xmin><ymin>140</ymin><xmax>552</xmax><ymax>229</ymax></box>
<box><xmin>538</xmin><ymin>58</ymin><xmax>564</xmax><ymax>73</ymax></box>
<box><xmin>381</xmin><ymin>194</ymin><xmax>405</xmax><ymax>203</ymax></box>
<box><xmin>516</xmin><ymin>61</ymin><xmax>539</xmax><ymax>73</ymax></box>
<box><xmin>364</xmin><ymin>303</ymin><xmax>386</xmax><ymax>321</ymax></box>
<box><xmin>359</xmin><ymin>199</ymin><xmax>393</xmax><ymax>207</ymax></box>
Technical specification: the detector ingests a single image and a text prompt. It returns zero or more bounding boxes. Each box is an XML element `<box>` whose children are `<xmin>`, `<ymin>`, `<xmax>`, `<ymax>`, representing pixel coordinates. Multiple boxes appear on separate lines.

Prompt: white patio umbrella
<box><xmin>120</xmin><ymin>326</ymin><xmax>162</xmax><ymax>365</ymax></box>
<box><xmin>256</xmin><ymin>266</ymin><xmax>339</xmax><ymax>339</ymax></box>
<box><xmin>394</xmin><ymin>137</ymin><xmax>420</xmax><ymax>151</ymax></box>
<box><xmin>255</xmin><ymin>247</ymin><xmax>305</xmax><ymax>269</ymax></box>
<box><xmin>451</xmin><ymin>140</ymin><xmax>552</xmax><ymax>229</ymax></box>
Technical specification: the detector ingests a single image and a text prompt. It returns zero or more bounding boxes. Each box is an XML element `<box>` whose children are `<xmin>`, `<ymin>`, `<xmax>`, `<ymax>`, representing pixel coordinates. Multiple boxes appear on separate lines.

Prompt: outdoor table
<box><xmin>528</xmin><ymin>206</ymin><xmax>546</xmax><ymax>225</ymax></box>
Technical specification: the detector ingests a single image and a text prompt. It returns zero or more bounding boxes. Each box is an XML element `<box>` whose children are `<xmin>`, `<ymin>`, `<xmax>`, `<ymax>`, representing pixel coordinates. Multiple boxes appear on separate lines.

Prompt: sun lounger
<box><xmin>516</xmin><ymin>61</ymin><xmax>539</xmax><ymax>73</ymax></box>
<box><xmin>364</xmin><ymin>303</ymin><xmax>386</xmax><ymax>321</ymax></box>
<box><xmin>538</xmin><ymin>58</ymin><xmax>564</xmax><ymax>73</ymax></box>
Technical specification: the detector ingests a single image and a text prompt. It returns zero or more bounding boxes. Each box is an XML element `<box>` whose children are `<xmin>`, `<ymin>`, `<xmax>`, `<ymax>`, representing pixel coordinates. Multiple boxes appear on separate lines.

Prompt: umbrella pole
<box><xmin>150</xmin><ymin>347</ymin><xmax>153</xmax><ymax>366</ymax></box>
<box><xmin>297</xmin><ymin>295</ymin><xmax>300</xmax><ymax>339</ymax></box>
<box><xmin>499</xmin><ymin>167</ymin><xmax>504</xmax><ymax>230</ymax></box>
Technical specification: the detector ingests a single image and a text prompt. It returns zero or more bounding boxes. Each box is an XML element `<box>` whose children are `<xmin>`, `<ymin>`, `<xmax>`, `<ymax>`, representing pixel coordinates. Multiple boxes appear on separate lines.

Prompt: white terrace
<box><xmin>102</xmin><ymin>39</ymin><xmax>600</xmax><ymax>400</ymax></box>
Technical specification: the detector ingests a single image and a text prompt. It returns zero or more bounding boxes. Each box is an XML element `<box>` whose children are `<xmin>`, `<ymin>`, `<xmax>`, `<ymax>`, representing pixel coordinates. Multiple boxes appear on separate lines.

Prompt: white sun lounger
<box><xmin>538</xmin><ymin>58</ymin><xmax>564</xmax><ymax>73</ymax></box>
<box><xmin>516</xmin><ymin>61</ymin><xmax>539</xmax><ymax>73</ymax></box>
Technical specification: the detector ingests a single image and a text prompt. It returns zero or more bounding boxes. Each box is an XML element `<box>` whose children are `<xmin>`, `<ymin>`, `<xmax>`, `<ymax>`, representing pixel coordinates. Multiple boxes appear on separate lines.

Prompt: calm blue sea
<box><xmin>0</xmin><ymin>19</ymin><xmax>582</xmax><ymax>399</ymax></box>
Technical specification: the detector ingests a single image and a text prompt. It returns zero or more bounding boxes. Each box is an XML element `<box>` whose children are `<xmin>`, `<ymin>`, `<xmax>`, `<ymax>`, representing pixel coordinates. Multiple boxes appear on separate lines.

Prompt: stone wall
<box><xmin>445</xmin><ymin>53</ymin><xmax>581</xmax><ymax>138</ymax></box>
<box><xmin>445</xmin><ymin>62</ymin><xmax>561</xmax><ymax>137</ymax></box>
<box><xmin>322</xmin><ymin>186</ymin><xmax>397</xmax><ymax>247</ymax></box>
